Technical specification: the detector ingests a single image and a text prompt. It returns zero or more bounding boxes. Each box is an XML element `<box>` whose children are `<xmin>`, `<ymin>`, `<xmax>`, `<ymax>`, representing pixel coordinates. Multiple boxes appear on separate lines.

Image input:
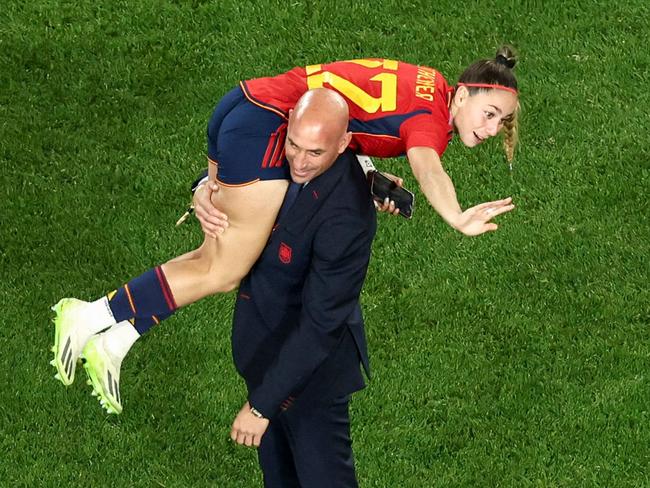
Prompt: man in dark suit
<box><xmin>228</xmin><ymin>88</ymin><xmax>376</xmax><ymax>487</ymax></box>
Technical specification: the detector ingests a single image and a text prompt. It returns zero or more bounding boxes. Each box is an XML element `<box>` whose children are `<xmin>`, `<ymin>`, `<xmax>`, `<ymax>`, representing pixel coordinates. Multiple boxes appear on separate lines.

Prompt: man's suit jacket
<box><xmin>231</xmin><ymin>151</ymin><xmax>377</xmax><ymax>419</ymax></box>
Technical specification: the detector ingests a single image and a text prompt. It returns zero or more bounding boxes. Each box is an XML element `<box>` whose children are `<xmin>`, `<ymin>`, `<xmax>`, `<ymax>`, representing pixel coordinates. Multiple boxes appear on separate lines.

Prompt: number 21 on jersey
<box><xmin>306</xmin><ymin>59</ymin><xmax>398</xmax><ymax>114</ymax></box>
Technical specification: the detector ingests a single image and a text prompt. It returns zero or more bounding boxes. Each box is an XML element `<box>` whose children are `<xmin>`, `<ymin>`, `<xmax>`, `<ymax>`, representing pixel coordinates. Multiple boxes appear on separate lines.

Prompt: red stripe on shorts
<box><xmin>261</xmin><ymin>132</ymin><xmax>278</xmax><ymax>169</ymax></box>
<box><xmin>270</xmin><ymin>125</ymin><xmax>287</xmax><ymax>168</ymax></box>
<box><xmin>262</xmin><ymin>123</ymin><xmax>288</xmax><ymax>169</ymax></box>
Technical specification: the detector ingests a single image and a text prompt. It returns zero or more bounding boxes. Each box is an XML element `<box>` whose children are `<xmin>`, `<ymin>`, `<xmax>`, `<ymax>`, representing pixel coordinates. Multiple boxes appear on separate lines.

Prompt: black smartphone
<box><xmin>368</xmin><ymin>171</ymin><xmax>415</xmax><ymax>219</ymax></box>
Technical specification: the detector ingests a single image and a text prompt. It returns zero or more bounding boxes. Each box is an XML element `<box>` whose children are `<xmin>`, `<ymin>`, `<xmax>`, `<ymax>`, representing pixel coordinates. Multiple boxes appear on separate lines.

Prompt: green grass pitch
<box><xmin>1</xmin><ymin>1</ymin><xmax>649</xmax><ymax>486</ymax></box>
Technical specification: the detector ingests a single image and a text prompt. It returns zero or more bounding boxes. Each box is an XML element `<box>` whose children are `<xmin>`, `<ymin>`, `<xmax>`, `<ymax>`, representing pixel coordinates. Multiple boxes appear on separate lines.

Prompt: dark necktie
<box><xmin>276</xmin><ymin>181</ymin><xmax>302</xmax><ymax>223</ymax></box>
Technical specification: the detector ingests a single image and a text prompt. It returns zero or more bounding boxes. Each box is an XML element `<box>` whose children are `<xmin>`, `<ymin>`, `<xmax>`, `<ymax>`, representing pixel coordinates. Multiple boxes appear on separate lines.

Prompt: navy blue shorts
<box><xmin>207</xmin><ymin>86</ymin><xmax>290</xmax><ymax>186</ymax></box>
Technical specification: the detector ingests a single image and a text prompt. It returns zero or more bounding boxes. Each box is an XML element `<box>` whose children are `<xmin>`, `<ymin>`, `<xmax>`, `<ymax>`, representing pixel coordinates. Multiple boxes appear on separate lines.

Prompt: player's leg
<box><xmin>160</xmin><ymin>179</ymin><xmax>288</xmax><ymax>304</ymax></box>
<box><xmin>51</xmin><ymin>86</ymin><xmax>290</xmax><ymax>412</ymax></box>
<box><xmin>80</xmin><ymin>161</ymin><xmax>290</xmax><ymax>330</ymax></box>
<box><xmin>78</xmin><ymin>180</ymin><xmax>287</xmax><ymax>413</ymax></box>
<box><xmin>166</xmin><ymin>91</ymin><xmax>289</xmax><ymax>300</ymax></box>
<box><xmin>49</xmin><ymin>89</ymin><xmax>245</xmax><ymax>387</ymax></box>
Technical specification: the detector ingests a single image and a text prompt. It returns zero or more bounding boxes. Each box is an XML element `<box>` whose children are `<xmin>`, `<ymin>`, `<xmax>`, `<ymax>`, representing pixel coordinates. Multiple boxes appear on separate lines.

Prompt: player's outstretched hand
<box><xmin>374</xmin><ymin>171</ymin><xmax>403</xmax><ymax>216</ymax></box>
<box><xmin>455</xmin><ymin>197</ymin><xmax>515</xmax><ymax>236</ymax></box>
<box><xmin>193</xmin><ymin>182</ymin><xmax>229</xmax><ymax>238</ymax></box>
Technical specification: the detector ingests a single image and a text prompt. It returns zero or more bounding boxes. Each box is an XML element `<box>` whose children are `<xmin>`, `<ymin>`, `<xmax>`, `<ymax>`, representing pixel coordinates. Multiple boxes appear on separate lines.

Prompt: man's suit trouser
<box><xmin>258</xmin><ymin>395</ymin><xmax>358</xmax><ymax>488</ymax></box>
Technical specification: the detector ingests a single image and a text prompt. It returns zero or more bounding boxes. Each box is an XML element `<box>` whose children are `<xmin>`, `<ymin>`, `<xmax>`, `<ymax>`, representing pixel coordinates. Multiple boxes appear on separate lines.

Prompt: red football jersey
<box><xmin>240</xmin><ymin>59</ymin><xmax>455</xmax><ymax>158</ymax></box>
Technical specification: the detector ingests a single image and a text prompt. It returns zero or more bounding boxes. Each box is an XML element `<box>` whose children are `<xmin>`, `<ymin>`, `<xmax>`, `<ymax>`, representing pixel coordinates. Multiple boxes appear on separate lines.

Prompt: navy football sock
<box><xmin>107</xmin><ymin>266</ymin><xmax>177</xmax><ymax>323</ymax></box>
<box><xmin>131</xmin><ymin>310</ymin><xmax>172</xmax><ymax>335</ymax></box>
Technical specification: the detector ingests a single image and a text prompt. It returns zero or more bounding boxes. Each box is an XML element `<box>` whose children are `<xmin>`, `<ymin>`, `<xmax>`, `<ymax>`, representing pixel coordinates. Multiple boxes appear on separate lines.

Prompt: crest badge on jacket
<box><xmin>279</xmin><ymin>242</ymin><xmax>292</xmax><ymax>264</ymax></box>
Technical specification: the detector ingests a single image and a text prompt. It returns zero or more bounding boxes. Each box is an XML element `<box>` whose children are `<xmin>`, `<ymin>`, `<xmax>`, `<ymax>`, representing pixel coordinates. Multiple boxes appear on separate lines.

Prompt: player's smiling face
<box><xmin>451</xmin><ymin>87</ymin><xmax>518</xmax><ymax>148</ymax></box>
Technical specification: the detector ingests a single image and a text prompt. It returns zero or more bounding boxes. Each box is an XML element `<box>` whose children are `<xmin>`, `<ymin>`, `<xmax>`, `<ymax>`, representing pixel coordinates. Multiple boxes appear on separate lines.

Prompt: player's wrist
<box><xmin>445</xmin><ymin>210</ymin><xmax>464</xmax><ymax>230</ymax></box>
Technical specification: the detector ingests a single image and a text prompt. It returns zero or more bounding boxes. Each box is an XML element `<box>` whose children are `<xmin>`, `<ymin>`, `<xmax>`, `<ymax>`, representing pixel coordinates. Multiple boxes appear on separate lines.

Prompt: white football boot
<box><xmin>50</xmin><ymin>298</ymin><xmax>115</xmax><ymax>385</ymax></box>
<box><xmin>81</xmin><ymin>321</ymin><xmax>139</xmax><ymax>414</ymax></box>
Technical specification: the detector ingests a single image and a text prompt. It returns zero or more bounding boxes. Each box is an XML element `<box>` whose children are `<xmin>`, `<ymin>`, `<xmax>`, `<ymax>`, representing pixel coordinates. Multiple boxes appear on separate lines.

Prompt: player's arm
<box><xmin>407</xmin><ymin>146</ymin><xmax>514</xmax><ymax>236</ymax></box>
<box><xmin>407</xmin><ymin>146</ymin><xmax>462</xmax><ymax>224</ymax></box>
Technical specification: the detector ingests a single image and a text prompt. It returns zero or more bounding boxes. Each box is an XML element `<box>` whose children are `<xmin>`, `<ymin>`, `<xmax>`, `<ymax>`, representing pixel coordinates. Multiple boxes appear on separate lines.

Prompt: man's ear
<box><xmin>338</xmin><ymin>131</ymin><xmax>352</xmax><ymax>153</ymax></box>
